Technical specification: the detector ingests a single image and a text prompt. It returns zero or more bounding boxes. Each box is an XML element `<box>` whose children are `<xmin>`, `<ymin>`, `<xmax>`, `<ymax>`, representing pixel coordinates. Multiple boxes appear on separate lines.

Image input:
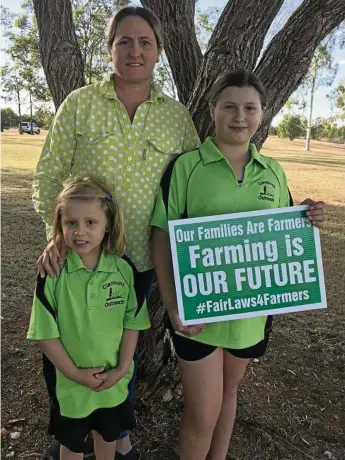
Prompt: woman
<box><xmin>151</xmin><ymin>70</ymin><xmax>325</xmax><ymax>460</ymax></box>
<box><xmin>33</xmin><ymin>7</ymin><xmax>199</xmax><ymax>460</ymax></box>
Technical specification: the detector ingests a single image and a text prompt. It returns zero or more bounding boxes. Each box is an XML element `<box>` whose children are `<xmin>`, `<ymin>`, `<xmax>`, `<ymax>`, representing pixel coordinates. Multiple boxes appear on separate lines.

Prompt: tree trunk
<box><xmin>33</xmin><ymin>0</ymin><xmax>85</xmax><ymax>110</ymax></box>
<box><xmin>141</xmin><ymin>0</ymin><xmax>202</xmax><ymax>105</ymax></box>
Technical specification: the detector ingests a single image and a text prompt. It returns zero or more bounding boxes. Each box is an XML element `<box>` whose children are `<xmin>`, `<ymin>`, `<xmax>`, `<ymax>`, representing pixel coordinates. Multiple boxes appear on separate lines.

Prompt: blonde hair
<box><xmin>52</xmin><ymin>177</ymin><xmax>126</xmax><ymax>257</ymax></box>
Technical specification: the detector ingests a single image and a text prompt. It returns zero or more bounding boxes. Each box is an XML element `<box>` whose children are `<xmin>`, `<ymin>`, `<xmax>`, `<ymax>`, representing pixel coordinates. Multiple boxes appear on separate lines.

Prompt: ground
<box><xmin>1</xmin><ymin>131</ymin><xmax>345</xmax><ymax>460</ymax></box>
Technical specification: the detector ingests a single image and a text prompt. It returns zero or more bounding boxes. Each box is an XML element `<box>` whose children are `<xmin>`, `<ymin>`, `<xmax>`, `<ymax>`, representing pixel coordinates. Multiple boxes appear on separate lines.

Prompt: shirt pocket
<box><xmin>72</xmin><ymin>129</ymin><xmax>115</xmax><ymax>174</ymax></box>
<box><xmin>142</xmin><ymin>136</ymin><xmax>181</xmax><ymax>186</ymax></box>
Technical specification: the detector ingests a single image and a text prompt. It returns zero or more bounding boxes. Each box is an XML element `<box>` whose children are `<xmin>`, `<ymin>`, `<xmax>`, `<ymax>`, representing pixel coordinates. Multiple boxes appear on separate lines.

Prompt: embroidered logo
<box><xmin>258</xmin><ymin>180</ymin><xmax>275</xmax><ymax>202</ymax></box>
<box><xmin>104</xmin><ymin>287</ymin><xmax>124</xmax><ymax>308</ymax></box>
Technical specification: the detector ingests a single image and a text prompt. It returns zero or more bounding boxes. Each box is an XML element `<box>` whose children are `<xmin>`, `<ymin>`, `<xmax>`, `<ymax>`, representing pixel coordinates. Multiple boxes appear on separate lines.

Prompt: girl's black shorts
<box><xmin>172</xmin><ymin>316</ymin><xmax>273</xmax><ymax>361</ymax></box>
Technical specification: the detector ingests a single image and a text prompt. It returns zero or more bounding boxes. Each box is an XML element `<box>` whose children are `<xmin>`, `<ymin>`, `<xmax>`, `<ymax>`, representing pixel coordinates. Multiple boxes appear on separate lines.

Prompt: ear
<box><xmin>157</xmin><ymin>44</ymin><xmax>163</xmax><ymax>59</ymax></box>
<box><xmin>209</xmin><ymin>104</ymin><xmax>215</xmax><ymax>121</ymax></box>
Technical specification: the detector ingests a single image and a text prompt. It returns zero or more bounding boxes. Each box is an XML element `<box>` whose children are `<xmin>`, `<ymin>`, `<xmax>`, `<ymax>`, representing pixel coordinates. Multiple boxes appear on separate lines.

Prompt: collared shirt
<box><xmin>27</xmin><ymin>250</ymin><xmax>150</xmax><ymax>418</ymax></box>
<box><xmin>32</xmin><ymin>74</ymin><xmax>200</xmax><ymax>272</ymax></box>
<box><xmin>151</xmin><ymin>137</ymin><xmax>290</xmax><ymax>349</ymax></box>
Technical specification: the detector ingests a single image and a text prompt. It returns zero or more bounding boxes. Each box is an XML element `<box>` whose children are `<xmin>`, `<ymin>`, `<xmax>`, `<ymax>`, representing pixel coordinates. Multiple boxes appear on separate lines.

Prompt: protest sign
<box><xmin>168</xmin><ymin>206</ymin><xmax>327</xmax><ymax>325</ymax></box>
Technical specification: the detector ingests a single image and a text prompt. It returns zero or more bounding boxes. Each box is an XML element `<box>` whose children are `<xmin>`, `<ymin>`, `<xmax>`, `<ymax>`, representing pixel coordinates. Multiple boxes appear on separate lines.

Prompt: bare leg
<box><xmin>208</xmin><ymin>351</ymin><xmax>249</xmax><ymax>460</ymax></box>
<box><xmin>92</xmin><ymin>430</ymin><xmax>117</xmax><ymax>460</ymax></box>
<box><xmin>60</xmin><ymin>445</ymin><xmax>83</xmax><ymax>460</ymax></box>
<box><xmin>178</xmin><ymin>347</ymin><xmax>223</xmax><ymax>460</ymax></box>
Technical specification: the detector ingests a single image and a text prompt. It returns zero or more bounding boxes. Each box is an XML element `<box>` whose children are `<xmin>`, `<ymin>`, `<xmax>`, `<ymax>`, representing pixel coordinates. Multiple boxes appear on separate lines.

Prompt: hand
<box><xmin>37</xmin><ymin>235</ymin><xmax>67</xmax><ymax>278</ymax></box>
<box><xmin>168</xmin><ymin>310</ymin><xmax>204</xmax><ymax>337</ymax></box>
<box><xmin>93</xmin><ymin>368</ymin><xmax>126</xmax><ymax>392</ymax></box>
<box><xmin>72</xmin><ymin>367</ymin><xmax>106</xmax><ymax>390</ymax></box>
<box><xmin>301</xmin><ymin>198</ymin><xmax>325</xmax><ymax>228</ymax></box>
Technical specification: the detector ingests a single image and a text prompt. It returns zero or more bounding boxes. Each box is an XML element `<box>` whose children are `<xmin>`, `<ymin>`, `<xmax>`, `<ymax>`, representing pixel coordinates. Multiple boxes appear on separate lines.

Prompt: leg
<box><xmin>60</xmin><ymin>445</ymin><xmax>83</xmax><ymax>460</ymax></box>
<box><xmin>179</xmin><ymin>347</ymin><xmax>224</xmax><ymax>460</ymax></box>
<box><xmin>208</xmin><ymin>351</ymin><xmax>249</xmax><ymax>460</ymax></box>
<box><xmin>93</xmin><ymin>430</ymin><xmax>117</xmax><ymax>460</ymax></box>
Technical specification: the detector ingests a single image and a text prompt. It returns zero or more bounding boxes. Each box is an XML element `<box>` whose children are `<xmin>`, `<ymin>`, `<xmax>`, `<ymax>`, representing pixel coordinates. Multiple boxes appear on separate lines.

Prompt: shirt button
<box><xmin>90</xmin><ymin>293</ymin><xmax>95</xmax><ymax>299</ymax></box>
<box><xmin>90</xmin><ymin>280</ymin><xmax>94</xmax><ymax>285</ymax></box>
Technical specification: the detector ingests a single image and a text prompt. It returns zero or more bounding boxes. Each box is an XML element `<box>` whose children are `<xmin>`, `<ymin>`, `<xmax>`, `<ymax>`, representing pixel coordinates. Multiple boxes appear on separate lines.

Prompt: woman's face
<box><xmin>211</xmin><ymin>85</ymin><xmax>263</xmax><ymax>146</ymax></box>
<box><xmin>111</xmin><ymin>15</ymin><xmax>162</xmax><ymax>84</ymax></box>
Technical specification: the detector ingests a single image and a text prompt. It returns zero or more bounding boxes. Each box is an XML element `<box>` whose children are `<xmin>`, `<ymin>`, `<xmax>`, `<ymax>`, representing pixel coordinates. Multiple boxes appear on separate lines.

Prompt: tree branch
<box><xmin>187</xmin><ymin>0</ymin><xmax>284</xmax><ymax>140</ymax></box>
<box><xmin>254</xmin><ymin>0</ymin><xmax>345</xmax><ymax>147</ymax></box>
<box><xmin>140</xmin><ymin>0</ymin><xmax>202</xmax><ymax>105</ymax></box>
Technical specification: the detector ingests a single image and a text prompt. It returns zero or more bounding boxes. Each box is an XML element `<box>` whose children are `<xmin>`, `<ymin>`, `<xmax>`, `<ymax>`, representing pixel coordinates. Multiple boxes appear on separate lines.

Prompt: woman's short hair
<box><xmin>209</xmin><ymin>70</ymin><xmax>267</xmax><ymax>108</ymax></box>
<box><xmin>107</xmin><ymin>6</ymin><xmax>163</xmax><ymax>53</ymax></box>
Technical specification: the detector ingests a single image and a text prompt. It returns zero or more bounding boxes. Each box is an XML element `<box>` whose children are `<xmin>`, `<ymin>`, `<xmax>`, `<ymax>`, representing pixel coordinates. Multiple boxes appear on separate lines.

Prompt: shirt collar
<box><xmin>66</xmin><ymin>250</ymin><xmax>119</xmax><ymax>273</ymax></box>
<box><xmin>199</xmin><ymin>137</ymin><xmax>267</xmax><ymax>169</ymax></box>
<box><xmin>97</xmin><ymin>73</ymin><xmax>166</xmax><ymax>103</ymax></box>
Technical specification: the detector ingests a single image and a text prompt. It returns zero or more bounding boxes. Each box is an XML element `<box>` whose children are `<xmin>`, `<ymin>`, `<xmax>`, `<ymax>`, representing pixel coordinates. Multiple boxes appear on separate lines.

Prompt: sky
<box><xmin>1</xmin><ymin>0</ymin><xmax>344</xmax><ymax>124</ymax></box>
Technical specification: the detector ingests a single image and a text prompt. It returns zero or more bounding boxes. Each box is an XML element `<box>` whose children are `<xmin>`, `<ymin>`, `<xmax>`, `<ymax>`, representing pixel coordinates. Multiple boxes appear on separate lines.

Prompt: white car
<box><xmin>18</xmin><ymin>122</ymin><xmax>40</xmax><ymax>134</ymax></box>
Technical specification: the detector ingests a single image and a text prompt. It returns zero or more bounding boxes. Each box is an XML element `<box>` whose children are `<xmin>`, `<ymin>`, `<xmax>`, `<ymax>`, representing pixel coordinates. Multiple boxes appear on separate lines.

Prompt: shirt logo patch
<box><xmin>104</xmin><ymin>287</ymin><xmax>124</xmax><ymax>308</ymax></box>
<box><xmin>258</xmin><ymin>180</ymin><xmax>275</xmax><ymax>202</ymax></box>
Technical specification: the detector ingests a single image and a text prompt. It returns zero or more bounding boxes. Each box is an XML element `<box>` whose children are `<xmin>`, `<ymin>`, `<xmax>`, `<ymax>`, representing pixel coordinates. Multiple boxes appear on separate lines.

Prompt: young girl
<box><xmin>150</xmin><ymin>70</ymin><xmax>325</xmax><ymax>460</ymax></box>
<box><xmin>27</xmin><ymin>177</ymin><xmax>150</xmax><ymax>460</ymax></box>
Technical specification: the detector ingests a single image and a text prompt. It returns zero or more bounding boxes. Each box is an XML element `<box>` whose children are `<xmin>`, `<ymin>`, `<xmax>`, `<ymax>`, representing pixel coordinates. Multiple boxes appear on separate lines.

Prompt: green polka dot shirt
<box><xmin>32</xmin><ymin>74</ymin><xmax>200</xmax><ymax>271</ymax></box>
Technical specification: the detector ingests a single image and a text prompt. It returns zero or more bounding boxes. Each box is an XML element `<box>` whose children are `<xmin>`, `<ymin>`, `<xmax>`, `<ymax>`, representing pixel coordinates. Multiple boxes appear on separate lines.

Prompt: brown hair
<box><xmin>52</xmin><ymin>177</ymin><xmax>126</xmax><ymax>257</ymax></box>
<box><xmin>209</xmin><ymin>70</ymin><xmax>267</xmax><ymax>108</ymax></box>
<box><xmin>107</xmin><ymin>6</ymin><xmax>163</xmax><ymax>53</ymax></box>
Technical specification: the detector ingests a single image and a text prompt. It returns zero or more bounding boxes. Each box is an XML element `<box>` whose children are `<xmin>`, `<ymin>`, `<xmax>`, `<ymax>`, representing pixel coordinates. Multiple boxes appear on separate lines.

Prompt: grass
<box><xmin>1</xmin><ymin>129</ymin><xmax>345</xmax><ymax>460</ymax></box>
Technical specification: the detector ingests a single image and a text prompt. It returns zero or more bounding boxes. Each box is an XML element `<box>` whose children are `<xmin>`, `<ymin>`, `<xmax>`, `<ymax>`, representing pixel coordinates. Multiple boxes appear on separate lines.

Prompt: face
<box><xmin>61</xmin><ymin>199</ymin><xmax>108</xmax><ymax>265</ymax></box>
<box><xmin>211</xmin><ymin>85</ymin><xmax>263</xmax><ymax>146</ymax></box>
<box><xmin>110</xmin><ymin>15</ymin><xmax>162</xmax><ymax>84</ymax></box>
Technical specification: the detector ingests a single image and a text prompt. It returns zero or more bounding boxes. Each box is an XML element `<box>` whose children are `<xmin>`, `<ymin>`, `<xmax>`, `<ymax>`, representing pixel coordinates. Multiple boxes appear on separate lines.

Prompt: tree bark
<box><xmin>253</xmin><ymin>0</ymin><xmax>345</xmax><ymax>147</ymax></box>
<box><xmin>141</xmin><ymin>0</ymin><xmax>202</xmax><ymax>105</ymax></box>
<box><xmin>33</xmin><ymin>0</ymin><xmax>85</xmax><ymax>110</ymax></box>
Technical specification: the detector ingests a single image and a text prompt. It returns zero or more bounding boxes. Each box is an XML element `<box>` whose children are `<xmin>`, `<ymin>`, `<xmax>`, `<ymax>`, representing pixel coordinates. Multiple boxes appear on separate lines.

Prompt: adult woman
<box><xmin>151</xmin><ymin>70</ymin><xmax>325</xmax><ymax>460</ymax></box>
<box><xmin>33</xmin><ymin>7</ymin><xmax>199</xmax><ymax>460</ymax></box>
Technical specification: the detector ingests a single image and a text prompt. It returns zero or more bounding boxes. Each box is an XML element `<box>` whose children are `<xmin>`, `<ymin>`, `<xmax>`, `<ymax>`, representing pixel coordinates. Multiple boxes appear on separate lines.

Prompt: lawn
<box><xmin>1</xmin><ymin>129</ymin><xmax>345</xmax><ymax>460</ymax></box>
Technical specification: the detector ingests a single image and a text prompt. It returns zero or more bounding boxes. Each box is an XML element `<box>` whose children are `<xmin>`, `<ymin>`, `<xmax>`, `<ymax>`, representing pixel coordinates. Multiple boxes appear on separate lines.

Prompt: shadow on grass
<box><xmin>273</xmin><ymin>156</ymin><xmax>345</xmax><ymax>168</ymax></box>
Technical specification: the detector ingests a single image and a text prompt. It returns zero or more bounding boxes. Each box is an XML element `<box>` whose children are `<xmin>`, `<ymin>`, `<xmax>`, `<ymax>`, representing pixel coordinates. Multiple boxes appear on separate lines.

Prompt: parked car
<box><xmin>18</xmin><ymin>122</ymin><xmax>40</xmax><ymax>135</ymax></box>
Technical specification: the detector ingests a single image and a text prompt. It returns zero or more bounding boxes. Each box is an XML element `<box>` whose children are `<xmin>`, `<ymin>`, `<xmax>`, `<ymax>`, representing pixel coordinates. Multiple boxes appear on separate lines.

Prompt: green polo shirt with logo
<box><xmin>151</xmin><ymin>137</ymin><xmax>291</xmax><ymax>349</ymax></box>
<box><xmin>27</xmin><ymin>250</ymin><xmax>150</xmax><ymax>418</ymax></box>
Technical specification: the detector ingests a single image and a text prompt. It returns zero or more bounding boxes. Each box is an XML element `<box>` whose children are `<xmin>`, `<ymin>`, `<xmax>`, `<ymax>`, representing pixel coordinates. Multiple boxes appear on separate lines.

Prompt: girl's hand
<box><xmin>93</xmin><ymin>368</ymin><xmax>125</xmax><ymax>392</ymax></box>
<box><xmin>301</xmin><ymin>198</ymin><xmax>325</xmax><ymax>228</ymax></box>
<box><xmin>169</xmin><ymin>310</ymin><xmax>204</xmax><ymax>337</ymax></box>
<box><xmin>73</xmin><ymin>367</ymin><xmax>106</xmax><ymax>390</ymax></box>
<box><xmin>37</xmin><ymin>235</ymin><xmax>67</xmax><ymax>278</ymax></box>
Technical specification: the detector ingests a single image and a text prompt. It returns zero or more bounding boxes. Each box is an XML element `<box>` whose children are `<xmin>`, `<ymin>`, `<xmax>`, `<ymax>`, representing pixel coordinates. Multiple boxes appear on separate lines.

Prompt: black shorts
<box><xmin>52</xmin><ymin>401</ymin><xmax>135</xmax><ymax>453</ymax></box>
<box><xmin>172</xmin><ymin>316</ymin><xmax>273</xmax><ymax>361</ymax></box>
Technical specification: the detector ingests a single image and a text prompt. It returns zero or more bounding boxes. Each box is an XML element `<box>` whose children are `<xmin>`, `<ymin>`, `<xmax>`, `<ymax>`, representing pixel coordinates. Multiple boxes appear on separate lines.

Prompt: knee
<box><xmin>183</xmin><ymin>405</ymin><xmax>220</xmax><ymax>435</ymax></box>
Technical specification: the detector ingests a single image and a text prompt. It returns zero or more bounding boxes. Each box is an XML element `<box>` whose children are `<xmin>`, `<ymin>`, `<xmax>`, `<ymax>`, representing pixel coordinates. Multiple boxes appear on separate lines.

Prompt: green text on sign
<box><xmin>168</xmin><ymin>206</ymin><xmax>327</xmax><ymax>325</ymax></box>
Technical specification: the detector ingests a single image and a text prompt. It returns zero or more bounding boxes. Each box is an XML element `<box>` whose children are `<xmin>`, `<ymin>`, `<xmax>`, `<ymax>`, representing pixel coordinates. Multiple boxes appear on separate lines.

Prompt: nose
<box><xmin>233</xmin><ymin>107</ymin><xmax>245</xmax><ymax>122</ymax></box>
<box><xmin>128</xmin><ymin>40</ymin><xmax>141</xmax><ymax>58</ymax></box>
<box><xmin>74</xmin><ymin>224</ymin><xmax>86</xmax><ymax>236</ymax></box>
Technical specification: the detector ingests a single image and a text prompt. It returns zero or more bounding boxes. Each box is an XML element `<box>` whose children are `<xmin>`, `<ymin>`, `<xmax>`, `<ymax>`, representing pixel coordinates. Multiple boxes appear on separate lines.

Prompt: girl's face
<box><xmin>211</xmin><ymin>85</ymin><xmax>263</xmax><ymax>146</ymax></box>
<box><xmin>111</xmin><ymin>15</ymin><xmax>162</xmax><ymax>84</ymax></box>
<box><xmin>61</xmin><ymin>199</ymin><xmax>108</xmax><ymax>264</ymax></box>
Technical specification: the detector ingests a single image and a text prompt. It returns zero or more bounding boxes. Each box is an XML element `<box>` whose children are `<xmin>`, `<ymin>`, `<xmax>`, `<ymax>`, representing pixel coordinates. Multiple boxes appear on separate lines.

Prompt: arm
<box><xmin>33</xmin><ymin>95</ymin><xmax>77</xmax><ymax>277</ymax></box>
<box><xmin>152</xmin><ymin>227</ymin><xmax>204</xmax><ymax>336</ymax></box>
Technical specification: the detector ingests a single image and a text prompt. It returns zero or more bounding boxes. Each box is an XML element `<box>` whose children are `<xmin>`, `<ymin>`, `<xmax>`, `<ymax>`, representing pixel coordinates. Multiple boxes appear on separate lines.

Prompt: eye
<box><xmin>64</xmin><ymin>220</ymin><xmax>76</xmax><ymax>227</ymax></box>
<box><xmin>117</xmin><ymin>39</ymin><xmax>130</xmax><ymax>47</ymax></box>
<box><xmin>246</xmin><ymin>105</ymin><xmax>257</xmax><ymax>112</ymax></box>
<box><xmin>225</xmin><ymin>105</ymin><xmax>236</xmax><ymax>110</ymax></box>
<box><xmin>140</xmin><ymin>40</ymin><xmax>151</xmax><ymax>47</ymax></box>
<box><xmin>87</xmin><ymin>220</ymin><xmax>96</xmax><ymax>226</ymax></box>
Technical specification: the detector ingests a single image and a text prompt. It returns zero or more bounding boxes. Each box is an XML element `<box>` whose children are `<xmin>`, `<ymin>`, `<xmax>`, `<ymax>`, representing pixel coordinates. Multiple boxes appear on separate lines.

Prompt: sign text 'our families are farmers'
<box><xmin>168</xmin><ymin>206</ymin><xmax>327</xmax><ymax>325</ymax></box>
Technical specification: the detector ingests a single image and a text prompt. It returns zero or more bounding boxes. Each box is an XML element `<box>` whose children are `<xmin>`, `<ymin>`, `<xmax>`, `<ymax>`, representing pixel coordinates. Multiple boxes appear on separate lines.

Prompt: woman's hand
<box><xmin>169</xmin><ymin>309</ymin><xmax>204</xmax><ymax>337</ymax></box>
<box><xmin>301</xmin><ymin>198</ymin><xmax>325</xmax><ymax>228</ymax></box>
<box><xmin>37</xmin><ymin>235</ymin><xmax>66</xmax><ymax>278</ymax></box>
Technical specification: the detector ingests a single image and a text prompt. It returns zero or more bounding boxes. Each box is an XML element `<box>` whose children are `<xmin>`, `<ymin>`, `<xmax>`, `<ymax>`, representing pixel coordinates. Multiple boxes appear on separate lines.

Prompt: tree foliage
<box><xmin>277</xmin><ymin>115</ymin><xmax>307</xmax><ymax>141</ymax></box>
<box><xmin>0</xmin><ymin>108</ymin><xmax>19</xmax><ymax>131</ymax></box>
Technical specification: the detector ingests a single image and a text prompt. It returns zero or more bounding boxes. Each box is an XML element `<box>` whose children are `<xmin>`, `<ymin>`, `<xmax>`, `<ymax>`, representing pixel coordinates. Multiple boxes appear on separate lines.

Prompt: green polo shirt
<box><xmin>32</xmin><ymin>74</ymin><xmax>200</xmax><ymax>272</ymax></box>
<box><xmin>27</xmin><ymin>250</ymin><xmax>150</xmax><ymax>418</ymax></box>
<box><xmin>151</xmin><ymin>137</ymin><xmax>291</xmax><ymax>349</ymax></box>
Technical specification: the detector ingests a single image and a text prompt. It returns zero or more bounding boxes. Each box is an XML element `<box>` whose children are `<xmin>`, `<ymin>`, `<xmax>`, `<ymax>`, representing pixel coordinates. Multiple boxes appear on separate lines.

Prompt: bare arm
<box><xmin>152</xmin><ymin>227</ymin><xmax>203</xmax><ymax>336</ymax></box>
<box><xmin>38</xmin><ymin>338</ymin><xmax>105</xmax><ymax>389</ymax></box>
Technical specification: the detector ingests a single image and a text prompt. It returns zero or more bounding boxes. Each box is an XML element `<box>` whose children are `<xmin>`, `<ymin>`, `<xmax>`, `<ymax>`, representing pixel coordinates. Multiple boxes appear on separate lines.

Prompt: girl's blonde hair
<box><xmin>52</xmin><ymin>177</ymin><xmax>126</xmax><ymax>257</ymax></box>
